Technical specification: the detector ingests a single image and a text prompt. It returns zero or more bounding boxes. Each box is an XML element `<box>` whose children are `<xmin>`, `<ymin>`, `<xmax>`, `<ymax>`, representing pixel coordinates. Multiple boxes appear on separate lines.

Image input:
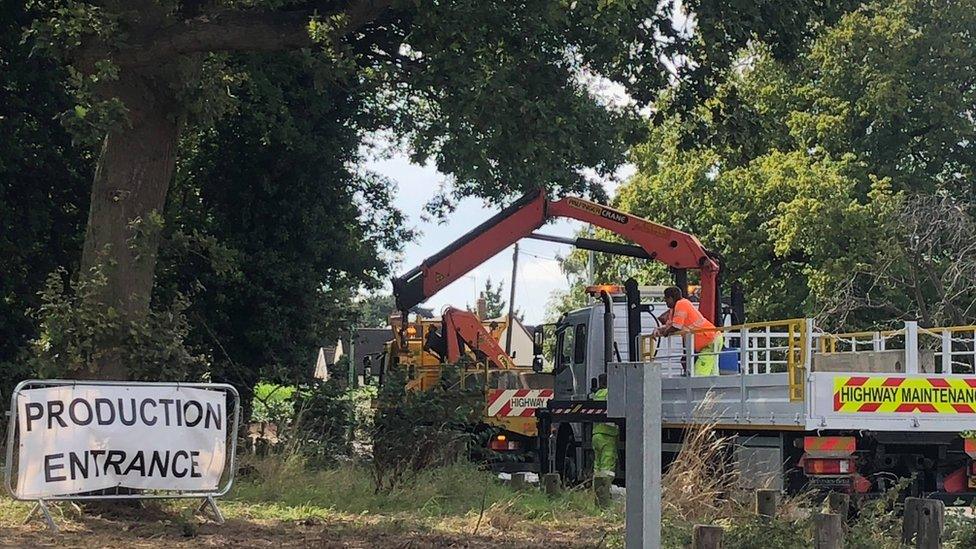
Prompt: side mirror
<box><xmin>532</xmin><ymin>356</ymin><xmax>544</xmax><ymax>373</ymax></box>
<box><xmin>532</xmin><ymin>326</ymin><xmax>544</xmax><ymax>356</ymax></box>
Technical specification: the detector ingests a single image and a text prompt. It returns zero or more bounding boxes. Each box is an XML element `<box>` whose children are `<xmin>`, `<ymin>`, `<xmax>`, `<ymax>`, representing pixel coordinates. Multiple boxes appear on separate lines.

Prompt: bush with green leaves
<box><xmin>370</xmin><ymin>364</ymin><xmax>483</xmax><ymax>492</ymax></box>
<box><xmin>291</xmin><ymin>380</ymin><xmax>354</xmax><ymax>468</ymax></box>
<box><xmin>30</xmin><ymin>266</ymin><xmax>204</xmax><ymax>381</ymax></box>
<box><xmin>251</xmin><ymin>382</ymin><xmax>297</xmax><ymax>424</ymax></box>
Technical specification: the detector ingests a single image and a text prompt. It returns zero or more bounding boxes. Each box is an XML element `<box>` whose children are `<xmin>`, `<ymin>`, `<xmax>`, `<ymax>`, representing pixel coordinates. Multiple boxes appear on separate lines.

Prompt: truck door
<box><xmin>572</xmin><ymin>322</ymin><xmax>590</xmax><ymax>397</ymax></box>
<box><xmin>553</xmin><ymin>319</ymin><xmax>589</xmax><ymax>399</ymax></box>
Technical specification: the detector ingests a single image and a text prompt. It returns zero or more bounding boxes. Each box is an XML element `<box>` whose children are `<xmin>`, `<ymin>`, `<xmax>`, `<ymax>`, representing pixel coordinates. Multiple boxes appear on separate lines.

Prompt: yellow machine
<box><xmin>385</xmin><ymin>312</ymin><xmax>550</xmax><ymax>440</ymax></box>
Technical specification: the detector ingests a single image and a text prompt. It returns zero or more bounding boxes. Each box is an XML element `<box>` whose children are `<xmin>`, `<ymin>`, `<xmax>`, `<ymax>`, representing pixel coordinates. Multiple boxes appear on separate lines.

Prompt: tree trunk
<box><xmin>79</xmin><ymin>73</ymin><xmax>180</xmax><ymax>379</ymax></box>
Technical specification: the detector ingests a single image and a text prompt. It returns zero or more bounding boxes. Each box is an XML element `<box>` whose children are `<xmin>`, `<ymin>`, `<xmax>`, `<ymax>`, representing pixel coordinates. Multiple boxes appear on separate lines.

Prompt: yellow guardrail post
<box><xmin>639</xmin><ymin>334</ymin><xmax>657</xmax><ymax>362</ymax></box>
<box><xmin>786</xmin><ymin>319</ymin><xmax>806</xmax><ymax>402</ymax></box>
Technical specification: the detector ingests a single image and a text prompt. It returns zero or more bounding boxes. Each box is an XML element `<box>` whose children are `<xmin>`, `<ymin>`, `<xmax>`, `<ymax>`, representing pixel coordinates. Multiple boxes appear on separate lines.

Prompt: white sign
<box><xmin>15</xmin><ymin>384</ymin><xmax>227</xmax><ymax>499</ymax></box>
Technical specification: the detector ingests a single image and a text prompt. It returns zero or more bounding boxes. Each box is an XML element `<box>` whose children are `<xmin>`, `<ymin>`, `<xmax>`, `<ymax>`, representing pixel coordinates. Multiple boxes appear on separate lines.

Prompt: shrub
<box><xmin>291</xmin><ymin>380</ymin><xmax>354</xmax><ymax>467</ymax></box>
<box><xmin>370</xmin><ymin>363</ymin><xmax>482</xmax><ymax>492</ymax></box>
<box><xmin>251</xmin><ymin>382</ymin><xmax>297</xmax><ymax>424</ymax></box>
<box><xmin>29</xmin><ymin>266</ymin><xmax>204</xmax><ymax>381</ymax></box>
<box><xmin>246</xmin><ymin>379</ymin><xmax>354</xmax><ymax>466</ymax></box>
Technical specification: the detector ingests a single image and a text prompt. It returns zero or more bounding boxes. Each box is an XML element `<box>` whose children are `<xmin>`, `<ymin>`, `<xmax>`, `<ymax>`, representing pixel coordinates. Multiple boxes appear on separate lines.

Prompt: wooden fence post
<box><xmin>541</xmin><ymin>473</ymin><xmax>561</xmax><ymax>497</ymax></box>
<box><xmin>692</xmin><ymin>524</ymin><xmax>724</xmax><ymax>549</ymax></box>
<box><xmin>756</xmin><ymin>489</ymin><xmax>779</xmax><ymax>518</ymax></box>
<box><xmin>510</xmin><ymin>472</ymin><xmax>528</xmax><ymax>491</ymax></box>
<box><xmin>902</xmin><ymin>497</ymin><xmax>944</xmax><ymax>548</ymax></box>
<box><xmin>593</xmin><ymin>476</ymin><xmax>612</xmax><ymax>507</ymax></box>
<box><xmin>814</xmin><ymin>513</ymin><xmax>844</xmax><ymax>549</ymax></box>
<box><xmin>826</xmin><ymin>492</ymin><xmax>850</xmax><ymax>519</ymax></box>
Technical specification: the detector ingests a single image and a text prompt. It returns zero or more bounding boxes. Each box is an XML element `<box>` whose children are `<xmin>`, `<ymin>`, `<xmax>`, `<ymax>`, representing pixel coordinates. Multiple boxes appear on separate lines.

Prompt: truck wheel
<box><xmin>557</xmin><ymin>438</ymin><xmax>580</xmax><ymax>486</ymax></box>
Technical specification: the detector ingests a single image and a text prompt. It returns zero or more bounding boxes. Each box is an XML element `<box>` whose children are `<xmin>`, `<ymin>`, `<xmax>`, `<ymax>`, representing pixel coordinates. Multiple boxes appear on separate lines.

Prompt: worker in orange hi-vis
<box><xmin>652</xmin><ymin>286</ymin><xmax>723</xmax><ymax>376</ymax></box>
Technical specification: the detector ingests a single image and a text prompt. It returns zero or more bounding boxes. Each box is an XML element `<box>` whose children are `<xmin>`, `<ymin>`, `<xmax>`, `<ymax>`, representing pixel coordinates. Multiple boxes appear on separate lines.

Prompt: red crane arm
<box><xmin>441</xmin><ymin>307</ymin><xmax>516</xmax><ymax>369</ymax></box>
<box><xmin>546</xmin><ymin>197</ymin><xmax>720</xmax><ymax>323</ymax></box>
<box><xmin>392</xmin><ymin>189</ymin><xmax>721</xmax><ymax>323</ymax></box>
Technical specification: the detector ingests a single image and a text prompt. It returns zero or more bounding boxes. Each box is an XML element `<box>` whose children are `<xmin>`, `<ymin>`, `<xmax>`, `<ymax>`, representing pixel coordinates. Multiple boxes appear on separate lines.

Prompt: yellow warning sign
<box><xmin>833</xmin><ymin>376</ymin><xmax>976</xmax><ymax>414</ymax></box>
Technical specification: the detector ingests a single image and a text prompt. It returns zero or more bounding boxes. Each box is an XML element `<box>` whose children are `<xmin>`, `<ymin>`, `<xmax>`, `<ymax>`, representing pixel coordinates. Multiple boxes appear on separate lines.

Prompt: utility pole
<box><xmin>348</xmin><ymin>329</ymin><xmax>357</xmax><ymax>389</ymax></box>
<box><xmin>587</xmin><ymin>227</ymin><xmax>596</xmax><ymax>303</ymax></box>
<box><xmin>504</xmin><ymin>243</ymin><xmax>519</xmax><ymax>355</ymax></box>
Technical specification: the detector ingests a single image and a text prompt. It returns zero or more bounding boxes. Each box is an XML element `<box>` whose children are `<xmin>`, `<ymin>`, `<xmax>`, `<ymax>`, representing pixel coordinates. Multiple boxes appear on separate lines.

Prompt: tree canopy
<box><xmin>14</xmin><ymin>0</ymin><xmax>863</xmax><ymax>381</ymax></box>
<box><xmin>0</xmin><ymin>0</ymin><xmax>92</xmax><ymax>393</ymax></box>
<box><xmin>155</xmin><ymin>52</ymin><xmax>407</xmax><ymax>391</ymax></box>
<box><xmin>598</xmin><ymin>0</ymin><xmax>976</xmax><ymax>329</ymax></box>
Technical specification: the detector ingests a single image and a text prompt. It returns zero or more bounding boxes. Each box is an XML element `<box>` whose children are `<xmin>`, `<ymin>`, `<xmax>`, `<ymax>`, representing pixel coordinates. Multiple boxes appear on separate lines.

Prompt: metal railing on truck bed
<box><xmin>654</xmin><ymin>319</ymin><xmax>976</xmax><ymax>432</ymax></box>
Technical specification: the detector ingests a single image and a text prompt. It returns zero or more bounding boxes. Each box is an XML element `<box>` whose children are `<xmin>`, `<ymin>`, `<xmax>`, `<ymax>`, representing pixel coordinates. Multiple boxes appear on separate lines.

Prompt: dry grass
<box><xmin>661</xmin><ymin>404</ymin><xmax>739</xmax><ymax>523</ymax></box>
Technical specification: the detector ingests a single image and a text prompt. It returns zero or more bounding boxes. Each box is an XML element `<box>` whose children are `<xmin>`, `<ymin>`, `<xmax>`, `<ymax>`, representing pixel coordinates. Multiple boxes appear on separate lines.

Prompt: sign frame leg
<box><xmin>198</xmin><ymin>495</ymin><xmax>226</xmax><ymax>524</ymax></box>
<box><xmin>23</xmin><ymin>498</ymin><xmax>59</xmax><ymax>534</ymax></box>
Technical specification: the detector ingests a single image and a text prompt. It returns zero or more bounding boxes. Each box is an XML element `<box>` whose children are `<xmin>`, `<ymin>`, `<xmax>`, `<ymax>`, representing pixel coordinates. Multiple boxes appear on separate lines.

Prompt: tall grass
<box><xmin>232</xmin><ymin>454</ymin><xmax>613</xmax><ymax>523</ymax></box>
<box><xmin>661</xmin><ymin>420</ymin><xmax>738</xmax><ymax>523</ymax></box>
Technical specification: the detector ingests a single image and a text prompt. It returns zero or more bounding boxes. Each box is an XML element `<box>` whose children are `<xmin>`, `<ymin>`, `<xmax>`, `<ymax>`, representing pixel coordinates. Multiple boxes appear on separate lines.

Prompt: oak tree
<box><xmin>27</xmin><ymin>0</ymin><xmax>852</xmax><ymax>377</ymax></box>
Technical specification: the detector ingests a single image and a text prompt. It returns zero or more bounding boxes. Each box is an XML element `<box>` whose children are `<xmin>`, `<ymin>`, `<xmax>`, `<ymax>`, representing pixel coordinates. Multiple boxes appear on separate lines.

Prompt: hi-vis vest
<box><xmin>670</xmin><ymin>298</ymin><xmax>718</xmax><ymax>352</ymax></box>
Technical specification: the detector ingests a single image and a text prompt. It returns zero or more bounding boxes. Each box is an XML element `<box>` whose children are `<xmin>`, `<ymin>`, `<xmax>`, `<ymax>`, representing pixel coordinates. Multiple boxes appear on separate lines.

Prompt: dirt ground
<box><xmin>0</xmin><ymin>500</ymin><xmax>616</xmax><ymax>548</ymax></box>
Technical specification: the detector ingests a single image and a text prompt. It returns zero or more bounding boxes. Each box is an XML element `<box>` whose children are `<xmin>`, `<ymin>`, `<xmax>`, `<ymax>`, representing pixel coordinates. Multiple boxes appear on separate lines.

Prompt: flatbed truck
<box><xmin>537</xmin><ymin>283</ymin><xmax>976</xmax><ymax>500</ymax></box>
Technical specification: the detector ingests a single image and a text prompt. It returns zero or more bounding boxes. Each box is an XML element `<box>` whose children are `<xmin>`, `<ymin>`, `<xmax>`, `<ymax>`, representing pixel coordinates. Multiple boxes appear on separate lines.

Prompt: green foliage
<box><xmin>610</xmin><ymin>0</ymin><xmax>976</xmax><ymax>329</ymax></box>
<box><xmin>945</xmin><ymin>504</ymin><xmax>976</xmax><ymax>548</ymax></box>
<box><xmin>843</xmin><ymin>480</ymin><xmax>907</xmax><ymax>548</ymax></box>
<box><xmin>470</xmin><ymin>277</ymin><xmax>517</xmax><ymax>320</ymax></box>
<box><xmin>291</xmin><ymin>381</ymin><xmax>354</xmax><ymax>468</ymax></box>
<box><xmin>157</xmin><ymin>52</ymin><xmax>409</xmax><ymax>400</ymax></box>
<box><xmin>26</xmin><ymin>0</ymin><xmax>860</xmax><ymax>210</ymax></box>
<box><xmin>231</xmin><ymin>459</ymin><xmax>611</xmax><ymax>522</ymax></box>
<box><xmin>29</xmin><ymin>267</ymin><xmax>205</xmax><ymax>381</ymax></box>
<box><xmin>0</xmin><ymin>0</ymin><xmax>91</xmax><ymax>396</ymax></box>
<box><xmin>9</xmin><ymin>0</ymin><xmax>868</xmax><ymax>386</ymax></box>
<box><xmin>355</xmin><ymin>293</ymin><xmax>396</xmax><ymax>328</ymax></box>
<box><xmin>251</xmin><ymin>382</ymin><xmax>297</xmax><ymax>424</ymax></box>
<box><xmin>545</xmin><ymin>284</ymin><xmax>589</xmax><ymax>322</ymax></box>
<box><xmin>706</xmin><ymin>513</ymin><xmax>805</xmax><ymax>549</ymax></box>
<box><xmin>247</xmin><ymin>379</ymin><xmax>355</xmax><ymax>467</ymax></box>
<box><xmin>371</xmin><ymin>365</ymin><xmax>482</xmax><ymax>491</ymax></box>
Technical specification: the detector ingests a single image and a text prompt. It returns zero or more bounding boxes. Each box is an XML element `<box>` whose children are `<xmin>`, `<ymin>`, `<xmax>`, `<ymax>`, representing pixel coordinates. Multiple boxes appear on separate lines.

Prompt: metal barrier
<box><xmin>644</xmin><ymin>318</ymin><xmax>812</xmax><ymax>402</ymax></box>
<box><xmin>3</xmin><ymin>379</ymin><xmax>240</xmax><ymax>533</ymax></box>
<box><xmin>920</xmin><ymin>325</ymin><xmax>976</xmax><ymax>374</ymax></box>
<box><xmin>816</xmin><ymin>323</ymin><xmax>976</xmax><ymax>375</ymax></box>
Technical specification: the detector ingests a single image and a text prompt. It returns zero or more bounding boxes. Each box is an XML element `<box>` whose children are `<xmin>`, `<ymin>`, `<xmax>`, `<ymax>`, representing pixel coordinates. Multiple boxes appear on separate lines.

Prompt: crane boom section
<box><xmin>441</xmin><ymin>307</ymin><xmax>516</xmax><ymax>370</ymax></box>
<box><xmin>393</xmin><ymin>190</ymin><xmax>721</xmax><ymax>323</ymax></box>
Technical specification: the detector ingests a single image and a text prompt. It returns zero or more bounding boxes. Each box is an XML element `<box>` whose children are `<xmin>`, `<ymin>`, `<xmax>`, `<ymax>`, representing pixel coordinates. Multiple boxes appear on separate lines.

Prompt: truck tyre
<box><xmin>556</xmin><ymin>433</ymin><xmax>580</xmax><ymax>486</ymax></box>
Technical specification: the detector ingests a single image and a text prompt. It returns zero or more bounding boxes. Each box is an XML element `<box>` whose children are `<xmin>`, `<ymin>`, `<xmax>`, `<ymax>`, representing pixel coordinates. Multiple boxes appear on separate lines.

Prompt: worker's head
<box><xmin>664</xmin><ymin>286</ymin><xmax>683</xmax><ymax>308</ymax></box>
<box><xmin>598</xmin><ymin>373</ymin><xmax>608</xmax><ymax>389</ymax></box>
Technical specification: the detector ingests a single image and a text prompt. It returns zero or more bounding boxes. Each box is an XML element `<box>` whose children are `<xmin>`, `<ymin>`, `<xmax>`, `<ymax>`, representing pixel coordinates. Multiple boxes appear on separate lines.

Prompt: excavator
<box><xmin>384</xmin><ymin>188</ymin><xmax>723</xmax><ymax>470</ymax></box>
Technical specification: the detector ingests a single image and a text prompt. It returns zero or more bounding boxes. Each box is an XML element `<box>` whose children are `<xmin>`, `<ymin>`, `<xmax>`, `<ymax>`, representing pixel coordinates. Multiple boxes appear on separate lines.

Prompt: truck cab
<box><xmin>552</xmin><ymin>284</ymin><xmax>682</xmax><ymax>401</ymax></box>
<box><xmin>545</xmin><ymin>281</ymin><xmax>714</xmax><ymax>483</ymax></box>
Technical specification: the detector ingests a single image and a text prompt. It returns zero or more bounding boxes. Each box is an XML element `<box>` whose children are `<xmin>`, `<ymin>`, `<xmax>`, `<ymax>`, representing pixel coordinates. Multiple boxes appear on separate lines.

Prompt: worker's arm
<box><xmin>653</xmin><ymin>324</ymin><xmax>680</xmax><ymax>338</ymax></box>
<box><xmin>653</xmin><ymin>303</ymin><xmax>688</xmax><ymax>338</ymax></box>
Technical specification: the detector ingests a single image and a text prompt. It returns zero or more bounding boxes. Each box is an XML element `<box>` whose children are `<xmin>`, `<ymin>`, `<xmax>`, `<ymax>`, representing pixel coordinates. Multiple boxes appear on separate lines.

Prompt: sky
<box><xmin>360</xmin><ymin>37</ymin><xmax>656</xmax><ymax>324</ymax></box>
<box><xmin>364</xmin><ymin>153</ymin><xmax>632</xmax><ymax>324</ymax></box>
